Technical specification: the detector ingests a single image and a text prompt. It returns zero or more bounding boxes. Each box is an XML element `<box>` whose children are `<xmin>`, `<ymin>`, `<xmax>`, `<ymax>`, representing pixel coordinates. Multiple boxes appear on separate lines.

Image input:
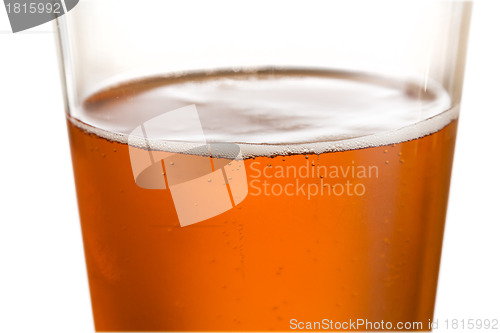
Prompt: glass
<box><xmin>55</xmin><ymin>0</ymin><xmax>472</xmax><ymax>331</ymax></box>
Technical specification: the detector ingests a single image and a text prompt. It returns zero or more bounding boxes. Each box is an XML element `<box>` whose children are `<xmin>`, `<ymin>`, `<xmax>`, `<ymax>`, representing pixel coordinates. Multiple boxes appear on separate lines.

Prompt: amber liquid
<box><xmin>67</xmin><ymin>70</ymin><xmax>457</xmax><ymax>331</ymax></box>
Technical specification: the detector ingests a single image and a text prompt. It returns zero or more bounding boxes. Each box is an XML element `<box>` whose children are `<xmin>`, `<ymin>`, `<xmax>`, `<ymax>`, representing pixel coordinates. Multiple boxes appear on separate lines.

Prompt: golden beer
<box><xmin>67</xmin><ymin>69</ymin><xmax>457</xmax><ymax>331</ymax></box>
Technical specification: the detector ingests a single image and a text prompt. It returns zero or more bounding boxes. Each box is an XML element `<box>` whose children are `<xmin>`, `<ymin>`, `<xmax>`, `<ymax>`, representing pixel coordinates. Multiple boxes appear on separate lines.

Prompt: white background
<box><xmin>0</xmin><ymin>1</ymin><xmax>499</xmax><ymax>332</ymax></box>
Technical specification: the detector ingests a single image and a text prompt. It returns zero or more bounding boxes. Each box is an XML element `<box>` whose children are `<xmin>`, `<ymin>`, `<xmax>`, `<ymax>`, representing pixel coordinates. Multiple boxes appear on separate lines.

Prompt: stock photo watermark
<box><xmin>128</xmin><ymin>105</ymin><xmax>248</xmax><ymax>227</ymax></box>
<box><xmin>290</xmin><ymin>318</ymin><xmax>499</xmax><ymax>331</ymax></box>
<box><xmin>248</xmin><ymin>160</ymin><xmax>379</xmax><ymax>199</ymax></box>
<box><xmin>127</xmin><ymin>104</ymin><xmax>384</xmax><ymax>226</ymax></box>
<box><xmin>3</xmin><ymin>0</ymin><xmax>79</xmax><ymax>33</ymax></box>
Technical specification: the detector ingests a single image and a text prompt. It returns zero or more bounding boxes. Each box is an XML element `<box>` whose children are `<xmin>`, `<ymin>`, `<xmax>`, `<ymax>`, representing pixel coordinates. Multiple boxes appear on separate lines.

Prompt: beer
<box><xmin>67</xmin><ymin>69</ymin><xmax>457</xmax><ymax>331</ymax></box>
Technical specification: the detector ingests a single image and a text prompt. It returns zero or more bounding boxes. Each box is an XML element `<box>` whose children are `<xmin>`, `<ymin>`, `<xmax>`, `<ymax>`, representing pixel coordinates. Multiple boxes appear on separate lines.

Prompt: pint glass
<box><xmin>55</xmin><ymin>1</ymin><xmax>472</xmax><ymax>331</ymax></box>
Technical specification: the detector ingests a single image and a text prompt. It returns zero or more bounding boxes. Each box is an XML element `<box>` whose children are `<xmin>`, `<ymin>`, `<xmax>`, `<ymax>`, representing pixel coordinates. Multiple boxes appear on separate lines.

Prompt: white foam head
<box><xmin>70</xmin><ymin>69</ymin><xmax>457</xmax><ymax>158</ymax></box>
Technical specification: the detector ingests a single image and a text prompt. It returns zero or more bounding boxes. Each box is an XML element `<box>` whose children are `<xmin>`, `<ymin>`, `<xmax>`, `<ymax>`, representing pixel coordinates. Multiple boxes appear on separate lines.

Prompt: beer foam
<box><xmin>71</xmin><ymin>69</ymin><xmax>458</xmax><ymax>158</ymax></box>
